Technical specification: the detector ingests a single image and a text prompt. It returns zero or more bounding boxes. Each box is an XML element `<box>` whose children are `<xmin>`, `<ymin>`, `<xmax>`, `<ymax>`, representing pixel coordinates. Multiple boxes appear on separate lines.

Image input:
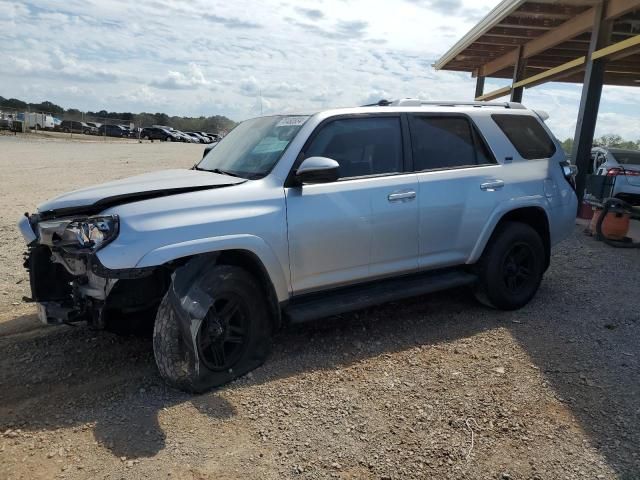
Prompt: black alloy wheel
<box><xmin>197</xmin><ymin>294</ymin><xmax>249</xmax><ymax>372</ymax></box>
<box><xmin>501</xmin><ymin>242</ymin><xmax>535</xmax><ymax>294</ymax></box>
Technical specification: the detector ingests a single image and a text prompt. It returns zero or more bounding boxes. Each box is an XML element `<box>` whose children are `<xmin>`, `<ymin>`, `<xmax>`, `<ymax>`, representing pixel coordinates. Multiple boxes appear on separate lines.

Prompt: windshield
<box><xmin>197</xmin><ymin>115</ymin><xmax>309</xmax><ymax>179</ymax></box>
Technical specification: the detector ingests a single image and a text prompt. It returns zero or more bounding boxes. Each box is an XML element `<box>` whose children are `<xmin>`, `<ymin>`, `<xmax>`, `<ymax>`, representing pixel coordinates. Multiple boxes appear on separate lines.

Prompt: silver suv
<box><xmin>590</xmin><ymin>146</ymin><xmax>640</xmax><ymax>205</ymax></box>
<box><xmin>18</xmin><ymin>99</ymin><xmax>578</xmax><ymax>392</ymax></box>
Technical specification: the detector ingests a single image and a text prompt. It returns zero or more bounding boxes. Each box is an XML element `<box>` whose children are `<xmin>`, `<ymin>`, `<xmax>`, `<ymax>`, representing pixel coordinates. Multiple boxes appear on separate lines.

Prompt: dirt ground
<box><xmin>0</xmin><ymin>135</ymin><xmax>638</xmax><ymax>480</ymax></box>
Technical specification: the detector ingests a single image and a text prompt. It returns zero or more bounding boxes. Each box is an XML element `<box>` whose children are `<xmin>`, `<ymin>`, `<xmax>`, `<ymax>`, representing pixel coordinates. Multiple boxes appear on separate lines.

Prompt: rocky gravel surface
<box><xmin>0</xmin><ymin>136</ymin><xmax>638</xmax><ymax>479</ymax></box>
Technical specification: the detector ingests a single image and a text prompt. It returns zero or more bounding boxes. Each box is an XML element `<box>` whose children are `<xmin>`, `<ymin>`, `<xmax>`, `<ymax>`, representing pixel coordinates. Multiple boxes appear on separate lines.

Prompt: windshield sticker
<box><xmin>276</xmin><ymin>116</ymin><xmax>307</xmax><ymax>127</ymax></box>
<box><xmin>252</xmin><ymin>138</ymin><xmax>289</xmax><ymax>154</ymax></box>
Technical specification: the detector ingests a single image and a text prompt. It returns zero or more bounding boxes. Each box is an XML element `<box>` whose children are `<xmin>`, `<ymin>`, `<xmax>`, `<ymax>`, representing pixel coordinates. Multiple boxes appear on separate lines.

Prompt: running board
<box><xmin>284</xmin><ymin>269</ymin><xmax>477</xmax><ymax>324</ymax></box>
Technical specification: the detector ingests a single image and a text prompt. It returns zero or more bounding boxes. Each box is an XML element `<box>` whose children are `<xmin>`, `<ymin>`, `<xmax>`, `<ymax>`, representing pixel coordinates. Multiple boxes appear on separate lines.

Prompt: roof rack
<box><xmin>361</xmin><ymin>98</ymin><xmax>525</xmax><ymax>109</ymax></box>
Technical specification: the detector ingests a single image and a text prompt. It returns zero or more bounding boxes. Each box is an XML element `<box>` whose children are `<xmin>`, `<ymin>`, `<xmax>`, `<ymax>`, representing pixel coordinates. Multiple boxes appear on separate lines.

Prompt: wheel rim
<box><xmin>502</xmin><ymin>242</ymin><xmax>535</xmax><ymax>293</ymax></box>
<box><xmin>197</xmin><ymin>294</ymin><xmax>249</xmax><ymax>372</ymax></box>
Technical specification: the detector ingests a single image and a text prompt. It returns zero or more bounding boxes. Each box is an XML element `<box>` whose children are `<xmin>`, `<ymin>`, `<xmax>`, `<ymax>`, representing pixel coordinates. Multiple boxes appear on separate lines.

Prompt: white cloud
<box><xmin>0</xmin><ymin>0</ymin><xmax>637</xmax><ymax>141</ymax></box>
<box><xmin>151</xmin><ymin>63</ymin><xmax>211</xmax><ymax>90</ymax></box>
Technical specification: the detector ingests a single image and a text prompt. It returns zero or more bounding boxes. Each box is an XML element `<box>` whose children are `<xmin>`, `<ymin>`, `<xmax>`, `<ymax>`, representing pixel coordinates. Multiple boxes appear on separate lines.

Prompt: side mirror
<box><xmin>296</xmin><ymin>156</ymin><xmax>340</xmax><ymax>184</ymax></box>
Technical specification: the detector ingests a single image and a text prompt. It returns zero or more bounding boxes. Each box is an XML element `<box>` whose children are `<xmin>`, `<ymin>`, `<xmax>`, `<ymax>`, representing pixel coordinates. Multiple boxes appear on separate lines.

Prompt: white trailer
<box><xmin>24</xmin><ymin>112</ymin><xmax>55</xmax><ymax>130</ymax></box>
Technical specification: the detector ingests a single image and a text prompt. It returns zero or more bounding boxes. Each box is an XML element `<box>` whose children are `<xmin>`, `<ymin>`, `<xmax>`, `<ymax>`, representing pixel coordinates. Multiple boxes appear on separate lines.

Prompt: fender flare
<box><xmin>135</xmin><ymin>234</ymin><xmax>290</xmax><ymax>302</ymax></box>
<box><xmin>467</xmin><ymin>197</ymin><xmax>551</xmax><ymax>264</ymax></box>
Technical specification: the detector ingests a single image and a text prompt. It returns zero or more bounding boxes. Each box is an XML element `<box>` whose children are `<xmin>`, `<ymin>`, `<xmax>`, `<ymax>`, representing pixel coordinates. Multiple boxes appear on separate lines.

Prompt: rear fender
<box><xmin>468</xmin><ymin>198</ymin><xmax>551</xmax><ymax>264</ymax></box>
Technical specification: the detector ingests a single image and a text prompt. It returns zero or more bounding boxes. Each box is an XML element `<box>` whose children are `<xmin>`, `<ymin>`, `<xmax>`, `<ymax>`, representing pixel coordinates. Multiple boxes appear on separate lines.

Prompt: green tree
<box><xmin>561</xmin><ymin>138</ymin><xmax>573</xmax><ymax>154</ymax></box>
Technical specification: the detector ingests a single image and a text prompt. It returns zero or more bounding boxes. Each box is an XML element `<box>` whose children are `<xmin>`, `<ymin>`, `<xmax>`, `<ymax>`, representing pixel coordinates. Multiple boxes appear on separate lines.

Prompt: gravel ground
<box><xmin>0</xmin><ymin>135</ymin><xmax>638</xmax><ymax>479</ymax></box>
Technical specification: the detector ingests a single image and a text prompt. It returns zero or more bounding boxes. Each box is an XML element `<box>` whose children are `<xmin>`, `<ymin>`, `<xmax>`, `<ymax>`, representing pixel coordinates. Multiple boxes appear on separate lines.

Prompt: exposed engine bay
<box><xmin>22</xmin><ymin>212</ymin><xmax>170</xmax><ymax>329</ymax></box>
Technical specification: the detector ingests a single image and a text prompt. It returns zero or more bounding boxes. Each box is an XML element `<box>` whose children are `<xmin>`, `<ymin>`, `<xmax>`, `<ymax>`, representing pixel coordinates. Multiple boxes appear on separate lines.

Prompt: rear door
<box><xmin>285</xmin><ymin>115</ymin><xmax>419</xmax><ymax>294</ymax></box>
<box><xmin>407</xmin><ymin>114</ymin><xmax>503</xmax><ymax>269</ymax></box>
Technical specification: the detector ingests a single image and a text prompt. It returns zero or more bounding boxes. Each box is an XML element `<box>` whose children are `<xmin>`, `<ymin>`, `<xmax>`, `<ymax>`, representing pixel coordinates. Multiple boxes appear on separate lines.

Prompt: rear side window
<box><xmin>612</xmin><ymin>151</ymin><xmax>640</xmax><ymax>166</ymax></box>
<box><xmin>409</xmin><ymin>115</ymin><xmax>490</xmax><ymax>170</ymax></box>
<box><xmin>305</xmin><ymin>117</ymin><xmax>402</xmax><ymax>178</ymax></box>
<box><xmin>492</xmin><ymin>114</ymin><xmax>556</xmax><ymax>159</ymax></box>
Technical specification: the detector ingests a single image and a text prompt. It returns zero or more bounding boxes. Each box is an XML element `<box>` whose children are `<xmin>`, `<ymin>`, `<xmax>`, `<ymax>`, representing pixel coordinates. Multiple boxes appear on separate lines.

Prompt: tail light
<box><xmin>607</xmin><ymin>167</ymin><xmax>640</xmax><ymax>177</ymax></box>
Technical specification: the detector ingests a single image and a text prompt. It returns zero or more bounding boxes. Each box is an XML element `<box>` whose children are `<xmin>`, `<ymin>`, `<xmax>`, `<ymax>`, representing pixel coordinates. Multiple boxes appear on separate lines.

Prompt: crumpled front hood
<box><xmin>37</xmin><ymin>169</ymin><xmax>245</xmax><ymax>218</ymax></box>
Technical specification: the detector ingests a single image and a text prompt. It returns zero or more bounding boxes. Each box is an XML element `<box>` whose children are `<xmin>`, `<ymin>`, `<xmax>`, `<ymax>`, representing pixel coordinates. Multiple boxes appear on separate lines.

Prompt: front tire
<box><xmin>474</xmin><ymin>222</ymin><xmax>545</xmax><ymax>310</ymax></box>
<box><xmin>153</xmin><ymin>265</ymin><xmax>271</xmax><ymax>393</ymax></box>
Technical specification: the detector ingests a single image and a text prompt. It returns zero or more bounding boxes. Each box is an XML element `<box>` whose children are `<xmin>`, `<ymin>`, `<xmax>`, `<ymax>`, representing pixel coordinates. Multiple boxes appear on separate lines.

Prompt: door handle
<box><xmin>480</xmin><ymin>180</ymin><xmax>505</xmax><ymax>191</ymax></box>
<box><xmin>388</xmin><ymin>191</ymin><xmax>416</xmax><ymax>202</ymax></box>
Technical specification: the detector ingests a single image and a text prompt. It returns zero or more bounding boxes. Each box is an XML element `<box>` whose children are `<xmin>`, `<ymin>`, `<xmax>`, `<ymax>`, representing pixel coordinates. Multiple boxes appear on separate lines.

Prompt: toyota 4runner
<box><xmin>18</xmin><ymin>99</ymin><xmax>578</xmax><ymax>392</ymax></box>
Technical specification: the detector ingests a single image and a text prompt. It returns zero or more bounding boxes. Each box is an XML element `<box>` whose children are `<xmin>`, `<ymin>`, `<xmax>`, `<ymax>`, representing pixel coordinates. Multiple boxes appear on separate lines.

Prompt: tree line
<box><xmin>561</xmin><ymin>135</ymin><xmax>640</xmax><ymax>153</ymax></box>
<box><xmin>0</xmin><ymin>96</ymin><xmax>237</xmax><ymax>134</ymax></box>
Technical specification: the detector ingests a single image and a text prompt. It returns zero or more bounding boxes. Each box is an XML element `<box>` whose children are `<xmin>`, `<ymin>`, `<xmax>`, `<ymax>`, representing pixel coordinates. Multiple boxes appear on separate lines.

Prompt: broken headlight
<box><xmin>46</xmin><ymin>215</ymin><xmax>119</xmax><ymax>253</ymax></box>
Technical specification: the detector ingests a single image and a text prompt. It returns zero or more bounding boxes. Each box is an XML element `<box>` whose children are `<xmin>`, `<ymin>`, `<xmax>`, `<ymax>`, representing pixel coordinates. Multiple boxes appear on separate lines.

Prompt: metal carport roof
<box><xmin>434</xmin><ymin>0</ymin><xmax>640</xmax><ymax>99</ymax></box>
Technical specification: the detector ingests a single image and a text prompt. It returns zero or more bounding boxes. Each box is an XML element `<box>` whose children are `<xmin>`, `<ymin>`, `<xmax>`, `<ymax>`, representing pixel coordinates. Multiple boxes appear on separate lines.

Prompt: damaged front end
<box><xmin>20</xmin><ymin>213</ymin><xmax>163</xmax><ymax>328</ymax></box>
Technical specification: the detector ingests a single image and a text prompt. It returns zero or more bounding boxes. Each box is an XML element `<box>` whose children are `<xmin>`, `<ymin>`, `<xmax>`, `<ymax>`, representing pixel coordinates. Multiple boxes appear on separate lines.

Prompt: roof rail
<box><xmin>361</xmin><ymin>98</ymin><xmax>525</xmax><ymax>109</ymax></box>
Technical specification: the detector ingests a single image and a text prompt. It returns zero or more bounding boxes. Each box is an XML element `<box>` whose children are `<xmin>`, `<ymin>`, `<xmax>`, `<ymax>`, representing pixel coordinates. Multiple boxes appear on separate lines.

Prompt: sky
<box><xmin>1</xmin><ymin>0</ymin><xmax>638</xmax><ymax>140</ymax></box>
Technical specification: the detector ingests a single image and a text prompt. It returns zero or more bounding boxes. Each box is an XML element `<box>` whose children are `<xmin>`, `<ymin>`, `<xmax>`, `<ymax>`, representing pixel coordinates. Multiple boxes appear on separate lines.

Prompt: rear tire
<box><xmin>474</xmin><ymin>222</ymin><xmax>545</xmax><ymax>310</ymax></box>
<box><xmin>153</xmin><ymin>265</ymin><xmax>271</xmax><ymax>393</ymax></box>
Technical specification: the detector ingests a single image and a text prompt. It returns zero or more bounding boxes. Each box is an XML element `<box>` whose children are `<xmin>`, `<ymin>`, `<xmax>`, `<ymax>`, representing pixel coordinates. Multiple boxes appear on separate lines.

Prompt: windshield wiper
<box><xmin>208</xmin><ymin>168</ymin><xmax>242</xmax><ymax>178</ymax></box>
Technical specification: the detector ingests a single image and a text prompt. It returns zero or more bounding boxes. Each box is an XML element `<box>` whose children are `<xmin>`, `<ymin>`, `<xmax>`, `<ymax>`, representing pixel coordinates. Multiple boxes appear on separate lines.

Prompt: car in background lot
<box><xmin>173</xmin><ymin>130</ymin><xmax>198</xmax><ymax>143</ymax></box>
<box><xmin>97</xmin><ymin>124</ymin><xmax>127</xmax><ymax>137</ymax></box>
<box><xmin>60</xmin><ymin>120</ymin><xmax>98</xmax><ymax>135</ymax></box>
<box><xmin>140</xmin><ymin>126</ymin><xmax>180</xmax><ymax>141</ymax></box>
<box><xmin>0</xmin><ymin>117</ymin><xmax>13</xmax><ymax>130</ymax></box>
<box><xmin>185</xmin><ymin>132</ymin><xmax>211</xmax><ymax>143</ymax></box>
<box><xmin>149</xmin><ymin>125</ymin><xmax>195</xmax><ymax>142</ymax></box>
<box><xmin>19</xmin><ymin>99</ymin><xmax>578</xmax><ymax>392</ymax></box>
<box><xmin>86</xmin><ymin>122</ymin><xmax>102</xmax><ymax>130</ymax></box>
<box><xmin>591</xmin><ymin>146</ymin><xmax>640</xmax><ymax>205</ymax></box>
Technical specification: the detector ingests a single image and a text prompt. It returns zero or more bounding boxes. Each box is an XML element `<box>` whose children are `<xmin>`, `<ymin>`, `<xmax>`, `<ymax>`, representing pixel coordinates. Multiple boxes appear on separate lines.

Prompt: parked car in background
<box><xmin>86</xmin><ymin>122</ymin><xmax>102</xmax><ymax>129</ymax></box>
<box><xmin>148</xmin><ymin>125</ymin><xmax>193</xmax><ymax>142</ymax></box>
<box><xmin>119</xmin><ymin>125</ymin><xmax>136</xmax><ymax>138</ymax></box>
<box><xmin>172</xmin><ymin>129</ymin><xmax>197</xmax><ymax>143</ymax></box>
<box><xmin>18</xmin><ymin>99</ymin><xmax>578</xmax><ymax>392</ymax></box>
<box><xmin>196</xmin><ymin>132</ymin><xmax>216</xmax><ymax>143</ymax></box>
<box><xmin>591</xmin><ymin>146</ymin><xmax>640</xmax><ymax>205</ymax></box>
<box><xmin>97</xmin><ymin>124</ymin><xmax>127</xmax><ymax>137</ymax></box>
<box><xmin>0</xmin><ymin>117</ymin><xmax>13</xmax><ymax>130</ymax></box>
<box><xmin>185</xmin><ymin>132</ymin><xmax>211</xmax><ymax>143</ymax></box>
<box><xmin>140</xmin><ymin>126</ymin><xmax>180</xmax><ymax>141</ymax></box>
<box><xmin>61</xmin><ymin>120</ymin><xmax>98</xmax><ymax>135</ymax></box>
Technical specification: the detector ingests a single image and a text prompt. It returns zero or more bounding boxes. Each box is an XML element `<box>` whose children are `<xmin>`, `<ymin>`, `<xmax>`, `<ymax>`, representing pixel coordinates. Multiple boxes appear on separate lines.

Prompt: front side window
<box><xmin>304</xmin><ymin>116</ymin><xmax>402</xmax><ymax>178</ymax></box>
<box><xmin>198</xmin><ymin>115</ymin><xmax>309</xmax><ymax>179</ymax></box>
<box><xmin>409</xmin><ymin>116</ymin><xmax>479</xmax><ymax>170</ymax></box>
<box><xmin>492</xmin><ymin>114</ymin><xmax>556</xmax><ymax>160</ymax></box>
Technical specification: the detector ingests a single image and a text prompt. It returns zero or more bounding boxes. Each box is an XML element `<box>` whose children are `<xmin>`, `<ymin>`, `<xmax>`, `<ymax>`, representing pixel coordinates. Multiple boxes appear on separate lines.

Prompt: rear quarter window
<box><xmin>492</xmin><ymin>114</ymin><xmax>556</xmax><ymax>160</ymax></box>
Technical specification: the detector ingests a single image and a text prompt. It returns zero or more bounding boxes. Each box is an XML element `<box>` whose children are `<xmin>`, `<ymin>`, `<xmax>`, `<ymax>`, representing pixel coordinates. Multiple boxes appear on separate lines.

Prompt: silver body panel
<box><xmin>592</xmin><ymin>147</ymin><xmax>640</xmax><ymax>201</ymax></box>
<box><xmin>19</xmin><ymin>104</ymin><xmax>577</xmax><ymax>306</ymax></box>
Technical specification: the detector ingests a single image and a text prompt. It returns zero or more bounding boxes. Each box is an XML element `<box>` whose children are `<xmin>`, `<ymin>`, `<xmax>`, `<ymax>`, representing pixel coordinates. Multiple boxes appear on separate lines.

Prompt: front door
<box><xmin>285</xmin><ymin>115</ymin><xmax>419</xmax><ymax>294</ymax></box>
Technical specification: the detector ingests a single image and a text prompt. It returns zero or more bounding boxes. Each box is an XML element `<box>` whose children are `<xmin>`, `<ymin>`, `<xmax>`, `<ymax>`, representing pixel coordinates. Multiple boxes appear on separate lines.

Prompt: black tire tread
<box><xmin>475</xmin><ymin>221</ymin><xmax>545</xmax><ymax>311</ymax></box>
<box><xmin>153</xmin><ymin>265</ymin><xmax>270</xmax><ymax>393</ymax></box>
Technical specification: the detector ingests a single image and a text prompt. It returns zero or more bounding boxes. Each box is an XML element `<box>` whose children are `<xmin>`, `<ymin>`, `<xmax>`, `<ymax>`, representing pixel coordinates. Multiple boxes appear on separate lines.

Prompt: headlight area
<box><xmin>38</xmin><ymin>215</ymin><xmax>119</xmax><ymax>253</ymax></box>
<box><xmin>26</xmin><ymin>215</ymin><xmax>168</xmax><ymax>330</ymax></box>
